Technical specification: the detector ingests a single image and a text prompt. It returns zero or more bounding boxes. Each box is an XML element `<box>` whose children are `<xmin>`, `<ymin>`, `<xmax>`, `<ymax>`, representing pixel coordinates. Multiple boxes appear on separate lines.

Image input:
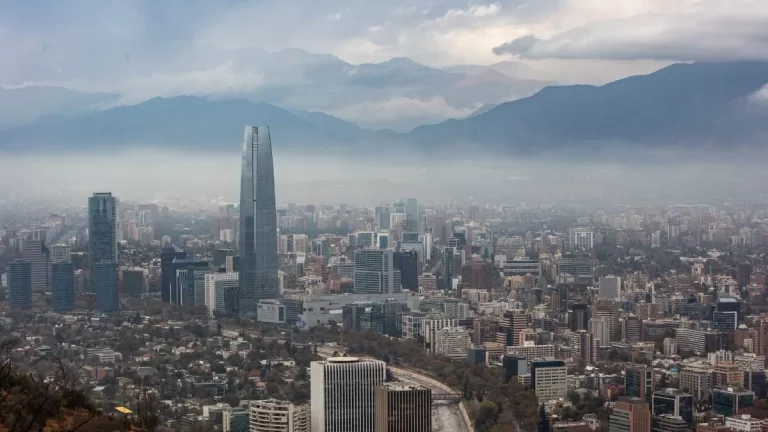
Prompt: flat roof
<box><xmin>328</xmin><ymin>357</ymin><xmax>361</xmax><ymax>363</ymax></box>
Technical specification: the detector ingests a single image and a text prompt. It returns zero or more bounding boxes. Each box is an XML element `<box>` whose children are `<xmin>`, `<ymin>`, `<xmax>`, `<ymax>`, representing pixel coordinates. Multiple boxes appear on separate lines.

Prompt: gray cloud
<box><xmin>493</xmin><ymin>2</ymin><xmax>768</xmax><ymax>61</ymax></box>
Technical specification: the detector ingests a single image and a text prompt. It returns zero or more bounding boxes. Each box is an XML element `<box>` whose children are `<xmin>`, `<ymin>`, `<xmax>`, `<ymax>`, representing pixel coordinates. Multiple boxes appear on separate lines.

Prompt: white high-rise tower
<box><xmin>310</xmin><ymin>357</ymin><xmax>386</xmax><ymax>432</ymax></box>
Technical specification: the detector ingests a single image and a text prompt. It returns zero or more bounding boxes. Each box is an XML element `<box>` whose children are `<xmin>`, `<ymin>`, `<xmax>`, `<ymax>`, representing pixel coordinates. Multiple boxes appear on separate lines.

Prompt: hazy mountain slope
<box><xmin>4</xmin><ymin>61</ymin><xmax>768</xmax><ymax>157</ymax></box>
<box><xmin>408</xmin><ymin>61</ymin><xmax>768</xmax><ymax>151</ymax></box>
<box><xmin>0</xmin><ymin>86</ymin><xmax>118</xmax><ymax>130</ymax></box>
<box><xmin>0</xmin><ymin>96</ymin><xmax>376</xmax><ymax>151</ymax></box>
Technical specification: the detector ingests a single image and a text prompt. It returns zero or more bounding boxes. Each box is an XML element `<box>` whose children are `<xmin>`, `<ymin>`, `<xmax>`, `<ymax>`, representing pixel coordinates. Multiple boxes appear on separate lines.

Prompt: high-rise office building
<box><xmin>652</xmin><ymin>389</ymin><xmax>693</xmax><ymax>426</ymax></box>
<box><xmin>92</xmin><ymin>261</ymin><xmax>119</xmax><ymax>312</ymax></box>
<box><xmin>626</xmin><ymin>365</ymin><xmax>655</xmax><ymax>399</ymax></box>
<box><xmin>8</xmin><ymin>260</ymin><xmax>32</xmax><ymax>310</ymax></box>
<box><xmin>89</xmin><ymin>193</ymin><xmax>117</xmax><ymax>300</ymax></box>
<box><xmin>88</xmin><ymin>193</ymin><xmax>117</xmax><ymax>264</ymax></box>
<box><xmin>249</xmin><ymin>399</ymin><xmax>310</xmax><ymax>432</ymax></box>
<box><xmin>172</xmin><ymin>258</ymin><xmax>209</xmax><ymax>305</ymax></box>
<box><xmin>376</xmin><ymin>206</ymin><xmax>391</xmax><ymax>231</ymax></box>
<box><xmin>393</xmin><ymin>250</ymin><xmax>418</xmax><ymax>291</ymax></box>
<box><xmin>161</xmin><ymin>244</ymin><xmax>187</xmax><ymax>303</ymax></box>
<box><xmin>205</xmin><ymin>272</ymin><xmax>239</xmax><ymax>317</ymax></box>
<box><xmin>530</xmin><ymin>359</ymin><xmax>568</xmax><ymax>401</ymax></box>
<box><xmin>405</xmin><ymin>198</ymin><xmax>419</xmax><ymax>231</ymax></box>
<box><xmin>121</xmin><ymin>268</ymin><xmax>146</xmax><ymax>297</ymax></box>
<box><xmin>52</xmin><ymin>261</ymin><xmax>75</xmax><ymax>312</ymax></box>
<box><xmin>374</xmin><ymin>384</ymin><xmax>431</xmax><ymax>432</ymax></box>
<box><xmin>589</xmin><ymin>317</ymin><xmax>611</xmax><ymax>348</ymax></box>
<box><xmin>239</xmin><ymin>126</ymin><xmax>279</xmax><ymax>313</ymax></box>
<box><xmin>310</xmin><ymin>357</ymin><xmax>386</xmax><ymax>432</ymax></box>
<box><xmin>610</xmin><ymin>396</ymin><xmax>651</xmax><ymax>432</ymax></box>
<box><xmin>354</xmin><ymin>249</ymin><xmax>402</xmax><ymax>294</ymax></box>
<box><xmin>23</xmin><ymin>239</ymin><xmax>50</xmax><ymax>294</ymax></box>
<box><xmin>569</xmin><ymin>303</ymin><xmax>590</xmax><ymax>331</ymax></box>
<box><xmin>496</xmin><ymin>309</ymin><xmax>530</xmax><ymax>346</ymax></box>
<box><xmin>712</xmin><ymin>388</ymin><xmax>755</xmax><ymax>417</ymax></box>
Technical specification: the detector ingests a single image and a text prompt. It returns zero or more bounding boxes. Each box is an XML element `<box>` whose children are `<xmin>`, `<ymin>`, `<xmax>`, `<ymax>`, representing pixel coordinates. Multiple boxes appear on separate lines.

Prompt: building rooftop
<box><xmin>617</xmin><ymin>396</ymin><xmax>648</xmax><ymax>404</ymax></box>
<box><xmin>327</xmin><ymin>357</ymin><xmax>361</xmax><ymax>363</ymax></box>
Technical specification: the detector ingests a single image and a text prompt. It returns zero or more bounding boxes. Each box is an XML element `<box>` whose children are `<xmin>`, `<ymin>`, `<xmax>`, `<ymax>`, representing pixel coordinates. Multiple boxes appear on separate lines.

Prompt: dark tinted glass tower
<box><xmin>88</xmin><ymin>193</ymin><xmax>117</xmax><ymax>264</ymax></box>
<box><xmin>88</xmin><ymin>193</ymin><xmax>118</xmax><ymax>311</ymax></box>
<box><xmin>8</xmin><ymin>260</ymin><xmax>32</xmax><ymax>310</ymax></box>
<box><xmin>52</xmin><ymin>261</ymin><xmax>75</xmax><ymax>312</ymax></box>
<box><xmin>93</xmin><ymin>262</ymin><xmax>119</xmax><ymax>312</ymax></box>
<box><xmin>238</xmin><ymin>126</ymin><xmax>278</xmax><ymax>314</ymax></box>
<box><xmin>161</xmin><ymin>244</ymin><xmax>186</xmax><ymax>303</ymax></box>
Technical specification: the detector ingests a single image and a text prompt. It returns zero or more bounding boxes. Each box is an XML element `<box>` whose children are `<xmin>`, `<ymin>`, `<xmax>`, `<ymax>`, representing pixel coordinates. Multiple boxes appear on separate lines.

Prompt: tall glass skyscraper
<box><xmin>88</xmin><ymin>193</ymin><xmax>117</xmax><ymax>264</ymax></box>
<box><xmin>238</xmin><ymin>126</ymin><xmax>279</xmax><ymax>314</ymax></box>
<box><xmin>88</xmin><ymin>193</ymin><xmax>119</xmax><ymax>310</ymax></box>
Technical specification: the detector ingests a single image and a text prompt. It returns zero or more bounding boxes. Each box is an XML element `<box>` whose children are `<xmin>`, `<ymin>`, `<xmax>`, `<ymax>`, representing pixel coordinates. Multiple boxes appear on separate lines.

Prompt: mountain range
<box><xmin>2</xmin><ymin>60</ymin><xmax>768</xmax><ymax>156</ymax></box>
<box><xmin>0</xmin><ymin>49</ymin><xmax>552</xmax><ymax>132</ymax></box>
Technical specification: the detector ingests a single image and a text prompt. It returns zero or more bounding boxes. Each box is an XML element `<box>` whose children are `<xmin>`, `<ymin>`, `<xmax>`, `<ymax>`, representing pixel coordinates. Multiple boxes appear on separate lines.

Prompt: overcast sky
<box><xmin>4</xmin><ymin>0</ymin><xmax>766</xmax><ymax>85</ymax></box>
<box><xmin>2</xmin><ymin>0</ymin><xmax>767</xmax><ymax>131</ymax></box>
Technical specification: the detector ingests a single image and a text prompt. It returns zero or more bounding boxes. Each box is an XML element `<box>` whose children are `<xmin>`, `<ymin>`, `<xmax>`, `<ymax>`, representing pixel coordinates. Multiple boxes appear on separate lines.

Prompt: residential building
<box><xmin>599</xmin><ymin>276</ymin><xmax>622</xmax><ymax>300</ymax></box>
<box><xmin>249</xmin><ymin>399</ymin><xmax>310</xmax><ymax>432</ymax></box>
<box><xmin>433</xmin><ymin>327</ymin><xmax>470</xmax><ymax>359</ymax></box>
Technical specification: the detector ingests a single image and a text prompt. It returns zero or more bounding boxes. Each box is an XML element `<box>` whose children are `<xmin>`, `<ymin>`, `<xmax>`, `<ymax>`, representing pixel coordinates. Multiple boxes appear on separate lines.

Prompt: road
<box><xmin>317</xmin><ymin>347</ymin><xmax>472</xmax><ymax>432</ymax></box>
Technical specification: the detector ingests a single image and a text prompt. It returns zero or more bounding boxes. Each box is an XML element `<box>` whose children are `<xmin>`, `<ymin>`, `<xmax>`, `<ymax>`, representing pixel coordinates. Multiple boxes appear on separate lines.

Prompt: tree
<box><xmin>297</xmin><ymin>366</ymin><xmax>308</xmax><ymax>382</ymax></box>
<box><xmin>475</xmin><ymin>401</ymin><xmax>499</xmax><ymax>430</ymax></box>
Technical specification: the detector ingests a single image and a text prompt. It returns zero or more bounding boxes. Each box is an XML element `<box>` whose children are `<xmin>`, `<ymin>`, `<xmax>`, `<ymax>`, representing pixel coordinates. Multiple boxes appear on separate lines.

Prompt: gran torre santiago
<box><xmin>238</xmin><ymin>126</ymin><xmax>279</xmax><ymax>315</ymax></box>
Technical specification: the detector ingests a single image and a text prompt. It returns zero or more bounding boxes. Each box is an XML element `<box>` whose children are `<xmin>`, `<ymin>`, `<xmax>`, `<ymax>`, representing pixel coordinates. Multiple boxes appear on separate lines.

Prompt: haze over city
<box><xmin>4</xmin><ymin>2</ymin><xmax>768</xmax><ymax>432</ymax></box>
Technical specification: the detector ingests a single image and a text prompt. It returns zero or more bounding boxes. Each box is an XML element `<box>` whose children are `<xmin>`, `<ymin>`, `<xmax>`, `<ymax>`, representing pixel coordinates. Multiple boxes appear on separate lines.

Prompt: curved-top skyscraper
<box><xmin>238</xmin><ymin>126</ymin><xmax>279</xmax><ymax>314</ymax></box>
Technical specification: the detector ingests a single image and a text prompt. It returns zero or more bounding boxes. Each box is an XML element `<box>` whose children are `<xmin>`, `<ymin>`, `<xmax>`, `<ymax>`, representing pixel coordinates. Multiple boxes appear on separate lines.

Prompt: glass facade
<box><xmin>93</xmin><ymin>262</ymin><xmax>119</xmax><ymax>312</ymax></box>
<box><xmin>238</xmin><ymin>126</ymin><xmax>279</xmax><ymax>314</ymax></box>
<box><xmin>652</xmin><ymin>391</ymin><xmax>693</xmax><ymax>425</ymax></box>
<box><xmin>712</xmin><ymin>389</ymin><xmax>755</xmax><ymax>417</ymax></box>
<box><xmin>88</xmin><ymin>193</ymin><xmax>117</xmax><ymax>264</ymax></box>
<box><xmin>52</xmin><ymin>261</ymin><xmax>75</xmax><ymax>312</ymax></box>
<box><xmin>8</xmin><ymin>260</ymin><xmax>32</xmax><ymax>310</ymax></box>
